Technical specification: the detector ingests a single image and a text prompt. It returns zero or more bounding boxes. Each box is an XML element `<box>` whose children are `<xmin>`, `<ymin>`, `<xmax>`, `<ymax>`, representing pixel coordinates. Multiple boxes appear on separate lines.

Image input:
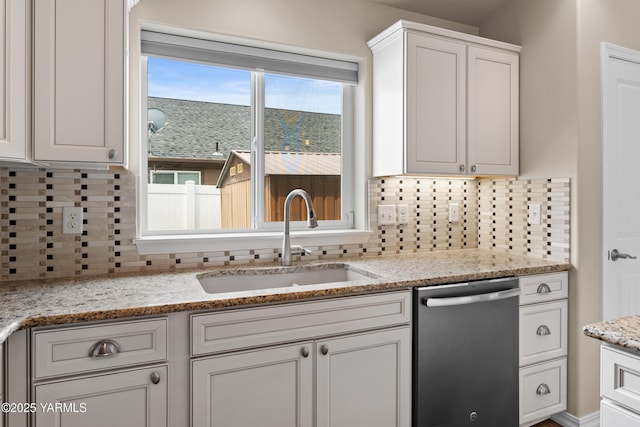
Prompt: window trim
<box><xmin>136</xmin><ymin>30</ymin><xmax>359</xmax><ymax>243</ymax></box>
<box><xmin>150</xmin><ymin>170</ymin><xmax>202</xmax><ymax>185</ymax></box>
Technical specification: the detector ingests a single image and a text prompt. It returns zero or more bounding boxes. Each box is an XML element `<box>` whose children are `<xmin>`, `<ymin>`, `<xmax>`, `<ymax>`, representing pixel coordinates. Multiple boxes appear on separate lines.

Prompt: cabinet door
<box><xmin>316</xmin><ymin>327</ymin><xmax>411</xmax><ymax>427</ymax></box>
<box><xmin>192</xmin><ymin>343</ymin><xmax>313</xmax><ymax>427</ymax></box>
<box><xmin>406</xmin><ymin>33</ymin><xmax>466</xmax><ymax>175</ymax></box>
<box><xmin>467</xmin><ymin>46</ymin><xmax>519</xmax><ymax>175</ymax></box>
<box><xmin>0</xmin><ymin>0</ymin><xmax>29</xmax><ymax>161</ymax></box>
<box><xmin>34</xmin><ymin>365</ymin><xmax>167</xmax><ymax>427</ymax></box>
<box><xmin>33</xmin><ymin>0</ymin><xmax>125</xmax><ymax>164</ymax></box>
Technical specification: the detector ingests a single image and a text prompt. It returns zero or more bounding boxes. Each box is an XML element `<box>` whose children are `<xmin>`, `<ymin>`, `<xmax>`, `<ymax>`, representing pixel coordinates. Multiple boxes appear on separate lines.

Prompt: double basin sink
<box><xmin>197</xmin><ymin>263</ymin><xmax>380</xmax><ymax>295</ymax></box>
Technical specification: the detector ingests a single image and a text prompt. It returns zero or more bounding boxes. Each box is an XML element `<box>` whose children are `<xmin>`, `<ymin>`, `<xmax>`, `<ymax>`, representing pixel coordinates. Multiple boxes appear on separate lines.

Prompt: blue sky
<box><xmin>148</xmin><ymin>57</ymin><xmax>342</xmax><ymax>114</ymax></box>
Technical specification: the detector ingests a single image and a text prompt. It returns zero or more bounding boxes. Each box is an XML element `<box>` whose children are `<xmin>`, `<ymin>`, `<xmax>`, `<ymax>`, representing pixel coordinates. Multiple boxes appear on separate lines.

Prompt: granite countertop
<box><xmin>0</xmin><ymin>249</ymin><xmax>570</xmax><ymax>344</ymax></box>
<box><xmin>583</xmin><ymin>316</ymin><xmax>640</xmax><ymax>352</ymax></box>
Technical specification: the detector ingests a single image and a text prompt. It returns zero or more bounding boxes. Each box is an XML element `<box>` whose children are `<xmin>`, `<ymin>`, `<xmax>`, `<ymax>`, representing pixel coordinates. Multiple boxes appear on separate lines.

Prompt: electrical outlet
<box><xmin>397</xmin><ymin>205</ymin><xmax>409</xmax><ymax>225</ymax></box>
<box><xmin>449</xmin><ymin>203</ymin><xmax>460</xmax><ymax>222</ymax></box>
<box><xmin>528</xmin><ymin>203</ymin><xmax>542</xmax><ymax>225</ymax></box>
<box><xmin>377</xmin><ymin>205</ymin><xmax>396</xmax><ymax>225</ymax></box>
<box><xmin>63</xmin><ymin>207</ymin><xmax>83</xmax><ymax>234</ymax></box>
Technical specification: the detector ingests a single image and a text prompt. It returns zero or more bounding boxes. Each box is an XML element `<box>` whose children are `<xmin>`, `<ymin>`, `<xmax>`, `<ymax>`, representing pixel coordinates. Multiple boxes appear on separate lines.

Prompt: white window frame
<box><xmin>134</xmin><ymin>28</ymin><xmax>369</xmax><ymax>254</ymax></box>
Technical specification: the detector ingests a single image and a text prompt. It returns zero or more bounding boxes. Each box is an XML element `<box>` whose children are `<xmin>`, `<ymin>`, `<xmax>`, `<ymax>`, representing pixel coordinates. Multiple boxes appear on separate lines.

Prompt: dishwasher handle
<box><xmin>424</xmin><ymin>287</ymin><xmax>521</xmax><ymax>308</ymax></box>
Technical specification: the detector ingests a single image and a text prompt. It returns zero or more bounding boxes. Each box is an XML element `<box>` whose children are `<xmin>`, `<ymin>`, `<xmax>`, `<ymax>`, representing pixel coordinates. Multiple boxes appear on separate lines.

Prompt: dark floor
<box><xmin>532</xmin><ymin>420</ymin><xmax>562</xmax><ymax>427</ymax></box>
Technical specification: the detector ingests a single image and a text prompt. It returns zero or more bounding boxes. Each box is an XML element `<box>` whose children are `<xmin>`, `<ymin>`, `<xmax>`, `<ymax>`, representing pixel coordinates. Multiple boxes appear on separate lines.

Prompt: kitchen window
<box><xmin>138</xmin><ymin>30</ymin><xmax>357</xmax><ymax>242</ymax></box>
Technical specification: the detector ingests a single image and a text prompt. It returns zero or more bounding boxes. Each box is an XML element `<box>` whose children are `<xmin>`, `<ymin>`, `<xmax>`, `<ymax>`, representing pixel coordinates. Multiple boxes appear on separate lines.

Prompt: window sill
<box><xmin>134</xmin><ymin>229</ymin><xmax>374</xmax><ymax>255</ymax></box>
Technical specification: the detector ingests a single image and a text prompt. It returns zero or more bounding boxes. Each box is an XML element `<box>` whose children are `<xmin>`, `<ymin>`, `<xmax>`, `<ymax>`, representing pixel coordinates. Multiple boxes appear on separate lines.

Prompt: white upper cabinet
<box><xmin>0</xmin><ymin>0</ymin><xmax>30</xmax><ymax>162</ymax></box>
<box><xmin>368</xmin><ymin>20</ymin><xmax>520</xmax><ymax>177</ymax></box>
<box><xmin>33</xmin><ymin>0</ymin><xmax>126</xmax><ymax>165</ymax></box>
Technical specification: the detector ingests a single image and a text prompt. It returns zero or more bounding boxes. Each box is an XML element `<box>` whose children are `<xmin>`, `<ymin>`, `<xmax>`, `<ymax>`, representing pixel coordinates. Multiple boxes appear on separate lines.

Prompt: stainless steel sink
<box><xmin>197</xmin><ymin>264</ymin><xmax>379</xmax><ymax>294</ymax></box>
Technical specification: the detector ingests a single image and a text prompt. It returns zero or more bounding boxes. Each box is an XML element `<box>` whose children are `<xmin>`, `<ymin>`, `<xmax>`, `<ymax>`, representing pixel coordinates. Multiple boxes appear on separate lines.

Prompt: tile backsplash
<box><xmin>0</xmin><ymin>168</ymin><xmax>570</xmax><ymax>282</ymax></box>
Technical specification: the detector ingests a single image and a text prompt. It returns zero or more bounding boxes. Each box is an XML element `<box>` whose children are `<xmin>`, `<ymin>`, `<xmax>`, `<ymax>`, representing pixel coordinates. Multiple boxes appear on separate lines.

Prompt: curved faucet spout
<box><xmin>282</xmin><ymin>189</ymin><xmax>318</xmax><ymax>266</ymax></box>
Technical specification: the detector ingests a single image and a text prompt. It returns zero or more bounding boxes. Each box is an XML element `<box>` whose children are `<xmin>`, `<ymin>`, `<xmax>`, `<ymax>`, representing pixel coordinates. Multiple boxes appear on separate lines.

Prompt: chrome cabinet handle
<box><xmin>610</xmin><ymin>249</ymin><xmax>638</xmax><ymax>261</ymax></box>
<box><xmin>150</xmin><ymin>371</ymin><xmax>161</xmax><ymax>385</ymax></box>
<box><xmin>459</xmin><ymin>164</ymin><xmax>465</xmax><ymax>173</ymax></box>
<box><xmin>536</xmin><ymin>325</ymin><xmax>551</xmax><ymax>336</ymax></box>
<box><xmin>536</xmin><ymin>283</ymin><xmax>551</xmax><ymax>294</ymax></box>
<box><xmin>470</xmin><ymin>165</ymin><xmax>477</xmax><ymax>173</ymax></box>
<box><xmin>536</xmin><ymin>383</ymin><xmax>551</xmax><ymax>396</ymax></box>
<box><xmin>89</xmin><ymin>339</ymin><xmax>120</xmax><ymax>358</ymax></box>
<box><xmin>320</xmin><ymin>344</ymin><xmax>329</xmax><ymax>355</ymax></box>
<box><xmin>108</xmin><ymin>149</ymin><xmax>118</xmax><ymax>160</ymax></box>
<box><xmin>301</xmin><ymin>347</ymin><xmax>310</xmax><ymax>358</ymax></box>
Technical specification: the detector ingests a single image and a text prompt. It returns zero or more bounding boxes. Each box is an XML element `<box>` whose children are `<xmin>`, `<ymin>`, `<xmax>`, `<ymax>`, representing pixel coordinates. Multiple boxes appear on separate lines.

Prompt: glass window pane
<box><xmin>146</xmin><ymin>58</ymin><xmax>252</xmax><ymax>231</ymax></box>
<box><xmin>263</xmin><ymin>74</ymin><xmax>342</xmax><ymax>223</ymax></box>
<box><xmin>152</xmin><ymin>172</ymin><xmax>175</xmax><ymax>184</ymax></box>
<box><xmin>177</xmin><ymin>172</ymin><xmax>200</xmax><ymax>185</ymax></box>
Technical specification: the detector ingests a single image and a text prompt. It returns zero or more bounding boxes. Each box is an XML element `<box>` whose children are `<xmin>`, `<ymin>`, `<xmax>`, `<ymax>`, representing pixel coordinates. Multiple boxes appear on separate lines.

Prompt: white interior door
<box><xmin>602</xmin><ymin>43</ymin><xmax>640</xmax><ymax>320</ymax></box>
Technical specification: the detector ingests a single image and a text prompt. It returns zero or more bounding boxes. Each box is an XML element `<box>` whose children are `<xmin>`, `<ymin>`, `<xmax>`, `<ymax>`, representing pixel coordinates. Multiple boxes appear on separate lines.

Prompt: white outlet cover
<box><xmin>449</xmin><ymin>203</ymin><xmax>460</xmax><ymax>222</ymax></box>
<box><xmin>528</xmin><ymin>203</ymin><xmax>542</xmax><ymax>225</ymax></box>
<box><xmin>63</xmin><ymin>206</ymin><xmax>84</xmax><ymax>234</ymax></box>
<box><xmin>397</xmin><ymin>205</ymin><xmax>409</xmax><ymax>224</ymax></box>
<box><xmin>377</xmin><ymin>205</ymin><xmax>396</xmax><ymax>225</ymax></box>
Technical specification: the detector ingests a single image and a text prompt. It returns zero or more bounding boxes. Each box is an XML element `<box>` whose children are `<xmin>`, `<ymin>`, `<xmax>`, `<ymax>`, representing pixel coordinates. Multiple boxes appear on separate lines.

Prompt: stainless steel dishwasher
<box><xmin>413</xmin><ymin>277</ymin><xmax>520</xmax><ymax>427</ymax></box>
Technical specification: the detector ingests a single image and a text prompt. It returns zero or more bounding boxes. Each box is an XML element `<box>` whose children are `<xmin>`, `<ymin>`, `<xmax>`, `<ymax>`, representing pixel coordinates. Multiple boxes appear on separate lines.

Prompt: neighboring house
<box><xmin>217</xmin><ymin>150</ymin><xmax>341</xmax><ymax>228</ymax></box>
<box><xmin>147</xmin><ymin>97</ymin><xmax>342</xmax><ymax>228</ymax></box>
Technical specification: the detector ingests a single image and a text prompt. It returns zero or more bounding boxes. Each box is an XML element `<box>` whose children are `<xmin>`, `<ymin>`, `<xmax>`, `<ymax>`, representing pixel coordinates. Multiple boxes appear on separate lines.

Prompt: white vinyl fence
<box><xmin>148</xmin><ymin>181</ymin><xmax>221</xmax><ymax>230</ymax></box>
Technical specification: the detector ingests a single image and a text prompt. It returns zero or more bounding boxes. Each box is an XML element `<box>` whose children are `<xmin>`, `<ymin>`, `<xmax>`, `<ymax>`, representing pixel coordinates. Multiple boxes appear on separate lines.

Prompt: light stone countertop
<box><xmin>583</xmin><ymin>316</ymin><xmax>640</xmax><ymax>352</ymax></box>
<box><xmin>0</xmin><ymin>249</ymin><xmax>570</xmax><ymax>344</ymax></box>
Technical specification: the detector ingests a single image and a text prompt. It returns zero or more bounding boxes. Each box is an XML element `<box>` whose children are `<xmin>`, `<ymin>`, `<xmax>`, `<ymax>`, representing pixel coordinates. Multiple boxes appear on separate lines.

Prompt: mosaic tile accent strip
<box><xmin>477</xmin><ymin>177</ymin><xmax>571</xmax><ymax>262</ymax></box>
<box><xmin>0</xmin><ymin>167</ymin><xmax>570</xmax><ymax>282</ymax></box>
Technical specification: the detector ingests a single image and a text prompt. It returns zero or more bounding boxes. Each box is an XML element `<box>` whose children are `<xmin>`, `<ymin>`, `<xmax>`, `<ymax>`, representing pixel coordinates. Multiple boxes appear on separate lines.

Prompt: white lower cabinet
<box><xmin>34</xmin><ymin>365</ymin><xmax>167</xmax><ymax>427</ymax></box>
<box><xmin>600</xmin><ymin>344</ymin><xmax>640</xmax><ymax>426</ymax></box>
<box><xmin>518</xmin><ymin>272</ymin><xmax>568</xmax><ymax>426</ymax></box>
<box><xmin>192</xmin><ymin>328</ymin><xmax>411</xmax><ymax>427</ymax></box>
<box><xmin>29</xmin><ymin>318</ymin><xmax>169</xmax><ymax>427</ymax></box>
<box><xmin>191</xmin><ymin>291</ymin><xmax>412</xmax><ymax>427</ymax></box>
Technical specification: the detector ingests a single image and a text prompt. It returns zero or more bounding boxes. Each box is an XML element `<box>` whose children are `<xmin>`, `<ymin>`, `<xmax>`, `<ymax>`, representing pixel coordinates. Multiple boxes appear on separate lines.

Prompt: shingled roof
<box><xmin>147</xmin><ymin>97</ymin><xmax>341</xmax><ymax>159</ymax></box>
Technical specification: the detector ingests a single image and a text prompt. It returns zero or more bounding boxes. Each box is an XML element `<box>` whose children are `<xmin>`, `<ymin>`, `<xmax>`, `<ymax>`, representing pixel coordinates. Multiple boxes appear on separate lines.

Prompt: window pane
<box><xmin>263</xmin><ymin>74</ymin><xmax>342</xmax><ymax>223</ymax></box>
<box><xmin>152</xmin><ymin>172</ymin><xmax>175</xmax><ymax>184</ymax></box>
<box><xmin>177</xmin><ymin>172</ymin><xmax>200</xmax><ymax>185</ymax></box>
<box><xmin>146</xmin><ymin>58</ymin><xmax>252</xmax><ymax>231</ymax></box>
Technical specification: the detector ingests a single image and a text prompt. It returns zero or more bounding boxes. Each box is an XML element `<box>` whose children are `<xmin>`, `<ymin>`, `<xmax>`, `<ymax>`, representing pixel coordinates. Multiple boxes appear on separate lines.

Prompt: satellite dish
<box><xmin>148</xmin><ymin>108</ymin><xmax>167</xmax><ymax>134</ymax></box>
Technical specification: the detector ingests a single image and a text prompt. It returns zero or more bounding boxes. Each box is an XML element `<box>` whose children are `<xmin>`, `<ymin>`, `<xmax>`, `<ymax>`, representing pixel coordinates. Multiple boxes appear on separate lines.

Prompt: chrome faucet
<box><xmin>282</xmin><ymin>189</ymin><xmax>318</xmax><ymax>266</ymax></box>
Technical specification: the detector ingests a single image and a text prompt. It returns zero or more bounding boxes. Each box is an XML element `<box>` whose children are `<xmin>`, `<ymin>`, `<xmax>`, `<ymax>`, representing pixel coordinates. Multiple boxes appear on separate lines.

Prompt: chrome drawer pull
<box><xmin>301</xmin><ymin>347</ymin><xmax>310</xmax><ymax>358</ymax></box>
<box><xmin>320</xmin><ymin>344</ymin><xmax>329</xmax><ymax>355</ymax></box>
<box><xmin>536</xmin><ymin>383</ymin><xmax>551</xmax><ymax>396</ymax></box>
<box><xmin>89</xmin><ymin>339</ymin><xmax>121</xmax><ymax>358</ymax></box>
<box><xmin>536</xmin><ymin>283</ymin><xmax>551</xmax><ymax>294</ymax></box>
<box><xmin>536</xmin><ymin>325</ymin><xmax>551</xmax><ymax>336</ymax></box>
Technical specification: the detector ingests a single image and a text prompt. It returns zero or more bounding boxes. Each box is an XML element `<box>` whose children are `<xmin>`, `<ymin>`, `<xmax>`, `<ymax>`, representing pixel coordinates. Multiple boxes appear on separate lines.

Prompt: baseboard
<box><xmin>551</xmin><ymin>411</ymin><xmax>600</xmax><ymax>427</ymax></box>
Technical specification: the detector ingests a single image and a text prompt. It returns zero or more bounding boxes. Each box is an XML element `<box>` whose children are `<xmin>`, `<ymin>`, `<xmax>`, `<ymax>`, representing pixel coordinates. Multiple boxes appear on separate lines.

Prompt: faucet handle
<box><xmin>291</xmin><ymin>245</ymin><xmax>313</xmax><ymax>256</ymax></box>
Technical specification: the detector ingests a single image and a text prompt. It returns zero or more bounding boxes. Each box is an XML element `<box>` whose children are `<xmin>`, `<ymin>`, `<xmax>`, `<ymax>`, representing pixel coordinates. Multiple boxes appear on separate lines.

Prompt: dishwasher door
<box><xmin>413</xmin><ymin>277</ymin><xmax>520</xmax><ymax>427</ymax></box>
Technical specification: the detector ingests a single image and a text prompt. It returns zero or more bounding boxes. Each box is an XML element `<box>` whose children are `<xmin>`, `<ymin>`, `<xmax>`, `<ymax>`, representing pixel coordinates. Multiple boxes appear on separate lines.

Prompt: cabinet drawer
<box><xmin>601</xmin><ymin>399</ymin><xmax>640</xmax><ymax>426</ymax></box>
<box><xmin>601</xmin><ymin>345</ymin><xmax>640</xmax><ymax>413</ymax></box>
<box><xmin>520</xmin><ymin>300</ymin><xmax>567</xmax><ymax>366</ymax></box>
<box><xmin>191</xmin><ymin>291</ymin><xmax>411</xmax><ymax>356</ymax></box>
<box><xmin>519</xmin><ymin>358</ymin><xmax>567</xmax><ymax>425</ymax></box>
<box><xmin>32</xmin><ymin>318</ymin><xmax>167</xmax><ymax>380</ymax></box>
<box><xmin>519</xmin><ymin>272</ymin><xmax>568</xmax><ymax>305</ymax></box>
